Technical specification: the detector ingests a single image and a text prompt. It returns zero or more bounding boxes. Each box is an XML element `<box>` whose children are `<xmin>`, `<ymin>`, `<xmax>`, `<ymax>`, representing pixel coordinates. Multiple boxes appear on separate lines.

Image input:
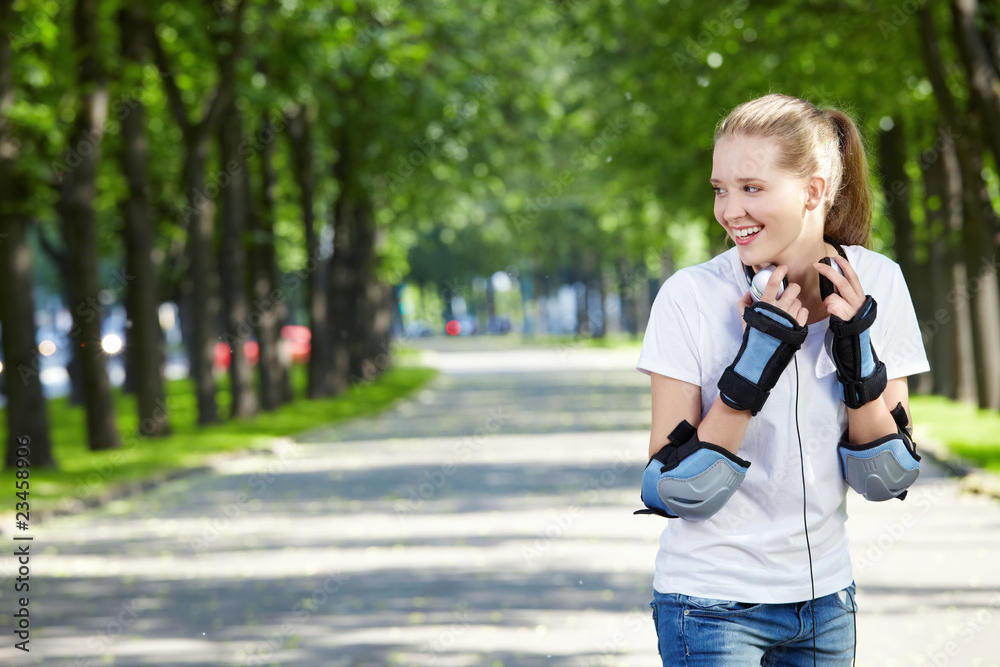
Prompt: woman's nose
<box><xmin>724</xmin><ymin>195</ymin><xmax>745</xmax><ymax>224</ymax></box>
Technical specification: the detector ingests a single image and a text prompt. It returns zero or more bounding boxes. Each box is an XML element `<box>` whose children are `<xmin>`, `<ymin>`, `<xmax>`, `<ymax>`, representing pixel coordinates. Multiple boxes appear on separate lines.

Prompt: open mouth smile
<box><xmin>732</xmin><ymin>226</ymin><xmax>762</xmax><ymax>245</ymax></box>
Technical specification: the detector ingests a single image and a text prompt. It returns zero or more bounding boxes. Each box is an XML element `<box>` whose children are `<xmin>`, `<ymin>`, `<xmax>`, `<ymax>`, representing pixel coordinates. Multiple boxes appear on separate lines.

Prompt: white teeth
<box><xmin>735</xmin><ymin>227</ymin><xmax>761</xmax><ymax>238</ymax></box>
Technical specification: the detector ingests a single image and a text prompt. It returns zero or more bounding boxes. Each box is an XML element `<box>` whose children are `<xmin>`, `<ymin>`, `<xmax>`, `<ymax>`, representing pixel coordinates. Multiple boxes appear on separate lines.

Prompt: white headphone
<box><xmin>744</xmin><ymin>236</ymin><xmax>847</xmax><ymax>301</ymax></box>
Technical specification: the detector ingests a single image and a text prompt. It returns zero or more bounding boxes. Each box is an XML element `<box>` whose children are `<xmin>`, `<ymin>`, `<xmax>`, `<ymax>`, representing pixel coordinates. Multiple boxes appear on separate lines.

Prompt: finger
<box><xmin>763</xmin><ymin>265</ymin><xmax>788</xmax><ymax>302</ymax></box>
<box><xmin>820</xmin><ymin>293</ymin><xmax>840</xmax><ymax>313</ymax></box>
<box><xmin>796</xmin><ymin>307</ymin><xmax>809</xmax><ymax>327</ymax></box>
<box><xmin>814</xmin><ymin>261</ymin><xmax>851</xmax><ymax>293</ymax></box>
<box><xmin>825</xmin><ymin>300</ymin><xmax>845</xmax><ymax>320</ymax></box>
<box><xmin>776</xmin><ymin>281</ymin><xmax>801</xmax><ymax>305</ymax></box>
<box><xmin>737</xmin><ymin>290</ymin><xmax>752</xmax><ymax>330</ymax></box>
<box><xmin>737</xmin><ymin>290</ymin><xmax>752</xmax><ymax>315</ymax></box>
<box><xmin>815</xmin><ymin>261</ymin><xmax>859</xmax><ymax>305</ymax></box>
<box><xmin>834</xmin><ymin>255</ymin><xmax>864</xmax><ymax>296</ymax></box>
<box><xmin>824</xmin><ymin>294</ymin><xmax>858</xmax><ymax>321</ymax></box>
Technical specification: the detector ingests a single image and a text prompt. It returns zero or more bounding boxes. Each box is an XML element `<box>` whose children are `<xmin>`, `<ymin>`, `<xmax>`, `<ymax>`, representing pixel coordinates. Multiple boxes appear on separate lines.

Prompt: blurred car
<box><xmin>486</xmin><ymin>315</ymin><xmax>512</xmax><ymax>335</ymax></box>
<box><xmin>213</xmin><ymin>325</ymin><xmax>311</xmax><ymax>370</ymax></box>
<box><xmin>280</xmin><ymin>324</ymin><xmax>311</xmax><ymax>364</ymax></box>
<box><xmin>445</xmin><ymin>315</ymin><xmax>479</xmax><ymax>336</ymax></box>
<box><xmin>404</xmin><ymin>321</ymin><xmax>435</xmax><ymax>338</ymax></box>
<box><xmin>214</xmin><ymin>339</ymin><xmax>260</xmax><ymax>370</ymax></box>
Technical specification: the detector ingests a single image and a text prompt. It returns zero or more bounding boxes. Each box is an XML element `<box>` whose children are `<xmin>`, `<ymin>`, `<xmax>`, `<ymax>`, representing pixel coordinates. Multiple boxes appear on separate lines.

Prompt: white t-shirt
<box><xmin>636</xmin><ymin>245</ymin><xmax>929</xmax><ymax>603</ymax></box>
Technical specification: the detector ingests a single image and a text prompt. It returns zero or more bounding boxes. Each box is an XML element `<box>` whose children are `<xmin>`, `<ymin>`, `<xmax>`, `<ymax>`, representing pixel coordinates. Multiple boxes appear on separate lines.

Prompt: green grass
<box><xmin>0</xmin><ymin>358</ymin><xmax>437</xmax><ymax>516</ymax></box>
<box><xmin>911</xmin><ymin>395</ymin><xmax>1000</xmax><ymax>474</ymax></box>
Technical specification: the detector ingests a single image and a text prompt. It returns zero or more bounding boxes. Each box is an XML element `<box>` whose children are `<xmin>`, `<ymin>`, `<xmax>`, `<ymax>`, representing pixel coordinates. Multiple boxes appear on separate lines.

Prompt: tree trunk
<box><xmin>328</xmin><ymin>184</ymin><xmax>390</xmax><ymax>384</ymax></box>
<box><xmin>954</xmin><ymin>129</ymin><xmax>1000</xmax><ymax>409</ymax></box>
<box><xmin>579</xmin><ymin>252</ymin><xmax>601</xmax><ymax>338</ymax></box>
<box><xmin>367</xmin><ymin>279</ymin><xmax>393</xmax><ymax>378</ymax></box>
<box><xmin>249</xmin><ymin>112</ymin><xmax>290</xmax><ymax>408</ymax></box>
<box><xmin>577</xmin><ymin>274</ymin><xmax>590</xmax><ymax>337</ymax></box>
<box><xmin>938</xmin><ymin>131</ymin><xmax>978</xmax><ymax>402</ymax></box>
<box><xmin>919</xmin><ymin>8</ymin><xmax>1000</xmax><ymax>409</ymax></box>
<box><xmin>34</xmin><ymin>229</ymin><xmax>84</xmax><ymax>404</ymax></box>
<box><xmin>617</xmin><ymin>258</ymin><xmax>636</xmax><ymax>336</ymax></box>
<box><xmin>485</xmin><ymin>273</ymin><xmax>497</xmax><ymax>323</ymax></box>
<box><xmin>148</xmin><ymin>0</ymin><xmax>247</xmax><ymax>425</ymax></box>
<box><xmin>879</xmin><ymin>120</ymin><xmax>933</xmax><ymax>394</ymax></box>
<box><xmin>922</xmin><ymin>139</ymin><xmax>954</xmax><ymax>397</ymax></box>
<box><xmin>324</xmin><ymin>202</ymin><xmax>349</xmax><ymax>394</ymax></box>
<box><xmin>245</xmin><ymin>201</ymin><xmax>281</xmax><ymax>411</ymax></box>
<box><xmin>118</xmin><ymin>4</ymin><xmax>169</xmax><ymax>437</ymax></box>
<box><xmin>0</xmin><ymin>222</ymin><xmax>56</xmax><ymax>467</ymax></box>
<box><xmin>0</xmin><ymin>6</ymin><xmax>55</xmax><ymax>466</ymax></box>
<box><xmin>878</xmin><ymin>122</ymin><xmax>918</xmax><ymax>281</ymax></box>
<box><xmin>287</xmin><ymin>104</ymin><xmax>330</xmax><ymax>398</ymax></box>
<box><xmin>328</xmin><ymin>130</ymin><xmax>355</xmax><ymax>392</ymax></box>
<box><xmin>57</xmin><ymin>0</ymin><xmax>120</xmax><ymax>451</ymax></box>
<box><xmin>536</xmin><ymin>270</ymin><xmax>551</xmax><ymax>335</ymax></box>
<box><xmin>520</xmin><ymin>266</ymin><xmax>536</xmax><ymax>337</ymax></box>
<box><xmin>951</xmin><ymin>0</ymin><xmax>1000</xmax><ymax>170</ymax></box>
<box><xmin>349</xmin><ymin>198</ymin><xmax>378</xmax><ymax>381</ymax></box>
<box><xmin>390</xmin><ymin>284</ymin><xmax>404</xmax><ymax>338</ymax></box>
<box><xmin>595</xmin><ymin>267</ymin><xmax>608</xmax><ymax>339</ymax></box>
<box><xmin>218</xmin><ymin>104</ymin><xmax>257</xmax><ymax>419</ymax></box>
<box><xmin>264</xmin><ymin>114</ymin><xmax>293</xmax><ymax>404</ymax></box>
<box><xmin>182</xmin><ymin>139</ymin><xmax>221</xmax><ymax>424</ymax></box>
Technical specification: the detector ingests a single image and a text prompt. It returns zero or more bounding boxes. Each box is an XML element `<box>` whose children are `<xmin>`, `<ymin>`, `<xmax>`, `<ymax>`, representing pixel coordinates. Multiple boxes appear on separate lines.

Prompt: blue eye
<box><xmin>744</xmin><ymin>185</ymin><xmax>761</xmax><ymax>193</ymax></box>
<box><xmin>712</xmin><ymin>186</ymin><xmax>724</xmax><ymax>195</ymax></box>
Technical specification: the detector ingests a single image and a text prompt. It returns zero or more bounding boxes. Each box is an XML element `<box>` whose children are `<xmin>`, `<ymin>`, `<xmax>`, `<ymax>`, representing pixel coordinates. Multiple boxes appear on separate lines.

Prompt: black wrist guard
<box><xmin>717</xmin><ymin>302</ymin><xmax>808</xmax><ymax>416</ymax></box>
<box><xmin>827</xmin><ymin>295</ymin><xmax>887</xmax><ymax>409</ymax></box>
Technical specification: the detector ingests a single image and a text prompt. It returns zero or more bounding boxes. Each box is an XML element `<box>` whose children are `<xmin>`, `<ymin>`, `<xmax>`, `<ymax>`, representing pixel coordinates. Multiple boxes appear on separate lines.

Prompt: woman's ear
<box><xmin>804</xmin><ymin>174</ymin><xmax>827</xmax><ymax>211</ymax></box>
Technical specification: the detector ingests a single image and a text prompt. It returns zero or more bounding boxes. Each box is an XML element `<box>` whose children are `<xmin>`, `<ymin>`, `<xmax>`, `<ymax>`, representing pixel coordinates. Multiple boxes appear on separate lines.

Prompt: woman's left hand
<box><xmin>814</xmin><ymin>255</ymin><xmax>866</xmax><ymax>321</ymax></box>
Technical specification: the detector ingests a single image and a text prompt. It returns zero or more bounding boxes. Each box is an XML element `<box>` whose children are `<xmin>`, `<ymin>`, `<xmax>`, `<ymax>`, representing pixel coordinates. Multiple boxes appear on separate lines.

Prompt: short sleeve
<box><xmin>877</xmin><ymin>264</ymin><xmax>930</xmax><ymax>380</ymax></box>
<box><xmin>636</xmin><ymin>270</ymin><xmax>702</xmax><ymax>385</ymax></box>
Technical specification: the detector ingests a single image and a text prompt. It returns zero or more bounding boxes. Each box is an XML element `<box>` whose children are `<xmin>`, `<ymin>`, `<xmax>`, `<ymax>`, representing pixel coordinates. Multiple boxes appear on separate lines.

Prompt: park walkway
<box><xmin>1</xmin><ymin>338</ymin><xmax>998</xmax><ymax>666</ymax></box>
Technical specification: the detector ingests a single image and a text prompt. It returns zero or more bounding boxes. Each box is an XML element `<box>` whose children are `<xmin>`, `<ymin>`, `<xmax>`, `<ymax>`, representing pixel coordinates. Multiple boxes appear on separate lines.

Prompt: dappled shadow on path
<box><xmin>6</xmin><ymin>345</ymin><xmax>995</xmax><ymax>666</ymax></box>
<box><xmin>4</xmin><ymin>352</ymin><xmax>664</xmax><ymax>666</ymax></box>
<box><xmin>15</xmin><ymin>426</ymin><xmax>661</xmax><ymax>666</ymax></box>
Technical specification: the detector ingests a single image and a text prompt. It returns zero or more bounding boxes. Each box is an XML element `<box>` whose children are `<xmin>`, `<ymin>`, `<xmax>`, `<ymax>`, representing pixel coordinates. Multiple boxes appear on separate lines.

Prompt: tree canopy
<box><xmin>2</xmin><ymin>0</ymin><xmax>1000</xmax><ymax>468</ymax></box>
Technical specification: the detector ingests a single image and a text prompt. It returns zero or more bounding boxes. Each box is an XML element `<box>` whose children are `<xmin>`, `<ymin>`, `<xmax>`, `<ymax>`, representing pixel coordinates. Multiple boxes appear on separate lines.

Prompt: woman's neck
<box><xmin>763</xmin><ymin>238</ymin><xmax>838</xmax><ymax>325</ymax></box>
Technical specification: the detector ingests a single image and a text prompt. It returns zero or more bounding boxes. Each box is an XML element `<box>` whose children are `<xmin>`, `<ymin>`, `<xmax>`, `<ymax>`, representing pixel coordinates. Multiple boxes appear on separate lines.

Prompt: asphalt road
<box><xmin>1</xmin><ymin>338</ymin><xmax>997</xmax><ymax>666</ymax></box>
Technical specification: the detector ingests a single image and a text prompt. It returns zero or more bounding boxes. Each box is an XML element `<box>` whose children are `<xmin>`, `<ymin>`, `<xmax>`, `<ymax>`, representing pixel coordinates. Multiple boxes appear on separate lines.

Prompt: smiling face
<box><xmin>711</xmin><ymin>135</ymin><xmax>825</xmax><ymax>270</ymax></box>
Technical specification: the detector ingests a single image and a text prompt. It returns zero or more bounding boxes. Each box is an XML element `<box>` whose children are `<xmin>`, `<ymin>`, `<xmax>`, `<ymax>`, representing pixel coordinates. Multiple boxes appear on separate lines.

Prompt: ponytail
<box><xmin>824</xmin><ymin>110</ymin><xmax>873</xmax><ymax>248</ymax></box>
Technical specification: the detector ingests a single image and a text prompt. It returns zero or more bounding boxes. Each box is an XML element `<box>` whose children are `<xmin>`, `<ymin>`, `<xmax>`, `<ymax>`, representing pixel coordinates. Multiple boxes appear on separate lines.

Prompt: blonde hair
<box><xmin>715</xmin><ymin>94</ymin><xmax>872</xmax><ymax>247</ymax></box>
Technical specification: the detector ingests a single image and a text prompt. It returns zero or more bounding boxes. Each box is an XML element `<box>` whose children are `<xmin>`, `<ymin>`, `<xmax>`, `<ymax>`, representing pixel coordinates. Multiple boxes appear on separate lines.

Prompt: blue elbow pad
<box><xmin>635</xmin><ymin>421</ymin><xmax>751</xmax><ymax>521</ymax></box>
<box><xmin>838</xmin><ymin>402</ymin><xmax>921</xmax><ymax>501</ymax></box>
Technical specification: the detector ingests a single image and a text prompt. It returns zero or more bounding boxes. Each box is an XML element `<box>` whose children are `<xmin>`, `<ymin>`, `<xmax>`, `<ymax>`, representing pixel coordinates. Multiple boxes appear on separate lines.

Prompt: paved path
<box><xmin>1</xmin><ymin>339</ymin><xmax>998</xmax><ymax>666</ymax></box>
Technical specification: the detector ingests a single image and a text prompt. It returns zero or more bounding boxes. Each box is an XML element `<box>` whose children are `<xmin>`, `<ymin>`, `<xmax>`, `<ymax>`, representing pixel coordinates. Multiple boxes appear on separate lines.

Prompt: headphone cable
<box><xmin>792</xmin><ymin>355</ymin><xmax>817</xmax><ymax>666</ymax></box>
<box><xmin>848</xmin><ymin>583</ymin><xmax>857</xmax><ymax>665</ymax></box>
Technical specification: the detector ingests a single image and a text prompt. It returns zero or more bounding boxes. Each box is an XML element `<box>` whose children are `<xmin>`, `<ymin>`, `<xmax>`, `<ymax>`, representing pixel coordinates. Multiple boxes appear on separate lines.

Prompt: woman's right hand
<box><xmin>738</xmin><ymin>265</ymin><xmax>808</xmax><ymax>328</ymax></box>
<box><xmin>720</xmin><ymin>265</ymin><xmax>810</xmax><ymax>416</ymax></box>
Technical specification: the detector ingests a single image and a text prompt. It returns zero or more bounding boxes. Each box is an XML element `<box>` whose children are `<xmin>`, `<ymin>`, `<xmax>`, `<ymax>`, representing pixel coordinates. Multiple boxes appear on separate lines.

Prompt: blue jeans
<box><xmin>650</xmin><ymin>584</ymin><xmax>857</xmax><ymax>666</ymax></box>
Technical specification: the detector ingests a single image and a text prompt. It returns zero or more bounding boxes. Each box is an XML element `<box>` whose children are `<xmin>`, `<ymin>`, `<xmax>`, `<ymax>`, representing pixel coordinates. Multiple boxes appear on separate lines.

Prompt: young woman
<box><xmin>634</xmin><ymin>94</ymin><xmax>929</xmax><ymax>665</ymax></box>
